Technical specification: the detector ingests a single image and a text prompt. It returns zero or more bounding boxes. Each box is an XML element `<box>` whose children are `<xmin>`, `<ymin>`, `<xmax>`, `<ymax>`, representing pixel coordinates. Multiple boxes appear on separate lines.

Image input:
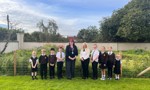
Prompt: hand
<box><xmin>71</xmin><ymin>58</ymin><xmax>75</xmax><ymax>60</ymax></box>
<box><xmin>104</xmin><ymin>64</ymin><xmax>106</xmax><ymax>66</ymax></box>
<box><xmin>113</xmin><ymin>65</ymin><xmax>115</xmax><ymax>68</ymax></box>
<box><xmin>50</xmin><ymin>64</ymin><xmax>54</xmax><ymax>66</ymax></box>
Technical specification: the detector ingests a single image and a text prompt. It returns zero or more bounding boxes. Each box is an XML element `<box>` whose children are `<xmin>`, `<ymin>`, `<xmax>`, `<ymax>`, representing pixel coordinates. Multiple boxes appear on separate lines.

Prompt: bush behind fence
<box><xmin>0</xmin><ymin>46</ymin><xmax>150</xmax><ymax>78</ymax></box>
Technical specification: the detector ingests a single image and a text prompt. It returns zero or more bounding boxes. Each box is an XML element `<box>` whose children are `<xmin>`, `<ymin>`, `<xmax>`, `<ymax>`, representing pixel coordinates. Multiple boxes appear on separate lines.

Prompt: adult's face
<box><xmin>69</xmin><ymin>41</ymin><xmax>74</xmax><ymax>46</ymax></box>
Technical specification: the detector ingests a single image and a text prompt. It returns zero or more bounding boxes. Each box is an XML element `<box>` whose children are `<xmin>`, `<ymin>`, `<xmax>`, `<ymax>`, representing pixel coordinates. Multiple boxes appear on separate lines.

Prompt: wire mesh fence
<box><xmin>1</xmin><ymin>49</ymin><xmax>150</xmax><ymax>78</ymax></box>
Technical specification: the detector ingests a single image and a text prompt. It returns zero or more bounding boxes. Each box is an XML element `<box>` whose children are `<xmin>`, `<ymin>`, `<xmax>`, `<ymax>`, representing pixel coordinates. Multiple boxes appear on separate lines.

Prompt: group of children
<box><xmin>91</xmin><ymin>44</ymin><xmax>122</xmax><ymax>80</ymax></box>
<box><xmin>29</xmin><ymin>46</ymin><xmax>65</xmax><ymax>80</ymax></box>
<box><xmin>29</xmin><ymin>44</ymin><xmax>122</xmax><ymax>80</ymax></box>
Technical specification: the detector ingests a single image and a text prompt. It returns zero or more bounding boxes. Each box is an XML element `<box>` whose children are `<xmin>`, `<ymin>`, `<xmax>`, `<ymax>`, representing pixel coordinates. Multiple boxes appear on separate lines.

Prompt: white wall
<box><xmin>0</xmin><ymin>42</ymin><xmax>19</xmax><ymax>53</ymax></box>
<box><xmin>1</xmin><ymin>42</ymin><xmax>150</xmax><ymax>53</ymax></box>
<box><xmin>23</xmin><ymin>42</ymin><xmax>150</xmax><ymax>51</ymax></box>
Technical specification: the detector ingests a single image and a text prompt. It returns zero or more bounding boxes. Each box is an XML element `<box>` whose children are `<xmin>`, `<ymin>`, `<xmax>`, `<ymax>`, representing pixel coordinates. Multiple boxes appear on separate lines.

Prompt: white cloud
<box><xmin>0</xmin><ymin>0</ymin><xmax>129</xmax><ymax>36</ymax></box>
<box><xmin>0</xmin><ymin>0</ymin><xmax>85</xmax><ymax>35</ymax></box>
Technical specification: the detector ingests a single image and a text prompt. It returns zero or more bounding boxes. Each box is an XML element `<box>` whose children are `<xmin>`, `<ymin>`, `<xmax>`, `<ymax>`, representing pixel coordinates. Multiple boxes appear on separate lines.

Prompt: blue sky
<box><xmin>0</xmin><ymin>0</ymin><xmax>130</xmax><ymax>36</ymax></box>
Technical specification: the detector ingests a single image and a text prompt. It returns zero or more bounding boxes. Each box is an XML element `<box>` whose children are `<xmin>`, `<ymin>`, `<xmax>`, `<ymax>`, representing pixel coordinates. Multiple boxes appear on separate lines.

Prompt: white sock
<box><xmin>103</xmin><ymin>75</ymin><xmax>105</xmax><ymax>78</ymax></box>
<box><xmin>117</xmin><ymin>75</ymin><xmax>119</xmax><ymax>79</ymax></box>
<box><xmin>115</xmin><ymin>75</ymin><xmax>117</xmax><ymax>79</ymax></box>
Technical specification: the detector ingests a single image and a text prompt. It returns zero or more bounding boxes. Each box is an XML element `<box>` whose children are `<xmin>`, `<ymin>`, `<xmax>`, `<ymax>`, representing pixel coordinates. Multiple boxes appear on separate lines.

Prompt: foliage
<box><xmin>1</xmin><ymin>44</ymin><xmax>150</xmax><ymax>78</ymax></box>
<box><xmin>100</xmin><ymin>0</ymin><xmax>150</xmax><ymax>42</ymax></box>
<box><xmin>77</xmin><ymin>26</ymin><xmax>99</xmax><ymax>42</ymax></box>
<box><xmin>0</xmin><ymin>27</ymin><xmax>23</xmax><ymax>41</ymax></box>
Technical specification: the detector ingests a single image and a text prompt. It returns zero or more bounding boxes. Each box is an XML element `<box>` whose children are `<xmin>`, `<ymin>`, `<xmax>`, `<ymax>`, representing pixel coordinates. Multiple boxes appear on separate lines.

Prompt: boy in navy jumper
<box><xmin>39</xmin><ymin>49</ymin><xmax>48</xmax><ymax>79</ymax></box>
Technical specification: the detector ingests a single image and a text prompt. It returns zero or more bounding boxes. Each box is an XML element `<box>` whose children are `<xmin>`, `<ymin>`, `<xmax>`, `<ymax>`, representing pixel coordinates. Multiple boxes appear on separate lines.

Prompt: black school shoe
<box><xmin>41</xmin><ymin>77</ymin><xmax>43</xmax><ymax>80</ymax></box>
<box><xmin>67</xmin><ymin>77</ymin><xmax>72</xmax><ymax>80</ymax></box>
<box><xmin>35</xmin><ymin>76</ymin><xmax>38</xmax><ymax>80</ymax></box>
<box><xmin>32</xmin><ymin>76</ymin><xmax>34</xmax><ymax>80</ymax></box>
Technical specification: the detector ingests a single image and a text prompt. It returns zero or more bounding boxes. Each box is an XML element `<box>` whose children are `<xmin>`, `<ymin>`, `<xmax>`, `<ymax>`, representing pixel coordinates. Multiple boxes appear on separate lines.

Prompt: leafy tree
<box><xmin>100</xmin><ymin>0</ymin><xmax>150</xmax><ymax>42</ymax></box>
<box><xmin>77</xmin><ymin>26</ymin><xmax>99</xmax><ymax>42</ymax></box>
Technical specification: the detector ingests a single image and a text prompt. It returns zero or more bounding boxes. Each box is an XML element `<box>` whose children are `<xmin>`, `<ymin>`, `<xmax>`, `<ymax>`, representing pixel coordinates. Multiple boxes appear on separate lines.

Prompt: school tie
<box><xmin>60</xmin><ymin>52</ymin><xmax>62</xmax><ymax>58</ymax></box>
<box><xmin>91</xmin><ymin>50</ymin><xmax>95</xmax><ymax>61</ymax></box>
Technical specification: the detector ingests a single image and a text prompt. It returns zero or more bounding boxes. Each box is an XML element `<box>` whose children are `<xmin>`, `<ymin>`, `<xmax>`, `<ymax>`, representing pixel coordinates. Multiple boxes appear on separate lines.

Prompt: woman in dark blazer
<box><xmin>65</xmin><ymin>39</ymin><xmax>78</xmax><ymax>79</ymax></box>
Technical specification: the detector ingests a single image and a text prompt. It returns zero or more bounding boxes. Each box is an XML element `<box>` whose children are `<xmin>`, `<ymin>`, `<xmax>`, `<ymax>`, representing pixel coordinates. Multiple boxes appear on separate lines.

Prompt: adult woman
<box><xmin>80</xmin><ymin>42</ymin><xmax>90</xmax><ymax>79</ymax></box>
<box><xmin>65</xmin><ymin>39</ymin><xmax>78</xmax><ymax>79</ymax></box>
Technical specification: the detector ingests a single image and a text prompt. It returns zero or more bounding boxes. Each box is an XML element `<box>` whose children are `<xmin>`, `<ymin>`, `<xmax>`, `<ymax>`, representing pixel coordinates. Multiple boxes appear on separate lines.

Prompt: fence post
<box><xmin>13</xmin><ymin>50</ymin><xmax>16</xmax><ymax>76</ymax></box>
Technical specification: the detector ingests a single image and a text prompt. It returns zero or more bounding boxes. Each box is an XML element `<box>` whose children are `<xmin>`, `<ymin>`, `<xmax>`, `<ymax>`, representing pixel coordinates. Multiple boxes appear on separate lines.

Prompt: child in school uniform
<box><xmin>39</xmin><ymin>49</ymin><xmax>48</xmax><ymax>79</ymax></box>
<box><xmin>48</xmin><ymin>48</ymin><xmax>57</xmax><ymax>79</ymax></box>
<box><xmin>114</xmin><ymin>54</ymin><xmax>122</xmax><ymax>80</ymax></box>
<box><xmin>91</xmin><ymin>44</ymin><xmax>99</xmax><ymax>80</ymax></box>
<box><xmin>99</xmin><ymin>46</ymin><xmax>108</xmax><ymax>80</ymax></box>
<box><xmin>29</xmin><ymin>51</ymin><xmax>38</xmax><ymax>80</ymax></box>
<box><xmin>107</xmin><ymin>46</ymin><xmax>115</xmax><ymax>80</ymax></box>
<box><xmin>56</xmin><ymin>46</ymin><xmax>65</xmax><ymax>79</ymax></box>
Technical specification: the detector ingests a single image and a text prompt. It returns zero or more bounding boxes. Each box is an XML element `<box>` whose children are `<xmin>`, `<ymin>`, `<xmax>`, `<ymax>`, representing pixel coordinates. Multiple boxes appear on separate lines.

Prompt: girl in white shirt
<box><xmin>90</xmin><ymin>44</ymin><xmax>99</xmax><ymax>80</ymax></box>
<box><xmin>80</xmin><ymin>42</ymin><xmax>90</xmax><ymax>79</ymax></box>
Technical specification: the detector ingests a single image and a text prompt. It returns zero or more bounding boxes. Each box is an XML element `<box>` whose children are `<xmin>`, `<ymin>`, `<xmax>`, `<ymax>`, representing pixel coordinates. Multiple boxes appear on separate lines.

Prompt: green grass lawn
<box><xmin>0</xmin><ymin>76</ymin><xmax>150</xmax><ymax>90</ymax></box>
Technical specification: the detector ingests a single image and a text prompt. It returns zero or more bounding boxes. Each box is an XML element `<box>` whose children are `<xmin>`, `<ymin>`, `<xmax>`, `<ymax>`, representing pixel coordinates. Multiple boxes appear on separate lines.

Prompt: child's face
<box><xmin>50</xmin><ymin>50</ymin><xmax>55</xmax><ymax>54</ymax></box>
<box><xmin>116</xmin><ymin>55</ymin><xmax>120</xmax><ymax>59</ymax></box>
<box><xmin>101</xmin><ymin>47</ymin><xmax>105</xmax><ymax>52</ymax></box>
<box><xmin>32</xmin><ymin>52</ymin><xmax>36</xmax><ymax>56</ymax></box>
<box><xmin>93</xmin><ymin>44</ymin><xmax>97</xmax><ymax>49</ymax></box>
<box><xmin>59</xmin><ymin>48</ymin><xmax>62</xmax><ymax>52</ymax></box>
<box><xmin>108</xmin><ymin>47</ymin><xmax>112</xmax><ymax>51</ymax></box>
<box><xmin>41</xmin><ymin>51</ymin><xmax>45</xmax><ymax>55</ymax></box>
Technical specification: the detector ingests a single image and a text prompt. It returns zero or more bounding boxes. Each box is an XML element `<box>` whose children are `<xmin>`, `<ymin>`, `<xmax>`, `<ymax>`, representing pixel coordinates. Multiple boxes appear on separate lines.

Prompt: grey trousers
<box><xmin>66</xmin><ymin>59</ymin><xmax>75</xmax><ymax>79</ymax></box>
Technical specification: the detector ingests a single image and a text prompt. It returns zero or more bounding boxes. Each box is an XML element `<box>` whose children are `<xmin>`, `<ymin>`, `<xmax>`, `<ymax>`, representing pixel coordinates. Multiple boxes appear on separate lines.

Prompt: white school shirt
<box><xmin>116</xmin><ymin>58</ymin><xmax>122</xmax><ymax>64</ymax></box>
<box><xmin>91</xmin><ymin>49</ymin><xmax>99</xmax><ymax>62</ymax></box>
<box><xmin>108</xmin><ymin>51</ymin><xmax>113</xmax><ymax>55</ymax></box>
<box><xmin>56</xmin><ymin>52</ymin><xmax>65</xmax><ymax>62</ymax></box>
<box><xmin>80</xmin><ymin>48</ymin><xmax>90</xmax><ymax>60</ymax></box>
<box><xmin>29</xmin><ymin>56</ymin><xmax>38</xmax><ymax>63</ymax></box>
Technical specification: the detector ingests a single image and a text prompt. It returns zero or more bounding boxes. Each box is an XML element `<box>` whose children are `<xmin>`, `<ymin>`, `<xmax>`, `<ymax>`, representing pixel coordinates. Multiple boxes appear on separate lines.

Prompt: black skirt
<box><xmin>114</xmin><ymin>67</ymin><xmax>121</xmax><ymax>74</ymax></box>
<box><xmin>31</xmin><ymin>67</ymin><xmax>38</xmax><ymax>72</ymax></box>
<box><xmin>99</xmin><ymin>63</ymin><xmax>107</xmax><ymax>69</ymax></box>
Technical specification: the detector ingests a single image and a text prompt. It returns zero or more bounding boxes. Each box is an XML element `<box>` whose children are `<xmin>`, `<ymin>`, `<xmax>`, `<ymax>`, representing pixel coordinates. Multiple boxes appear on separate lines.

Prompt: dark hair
<box><xmin>50</xmin><ymin>48</ymin><xmax>55</xmax><ymax>51</ymax></box>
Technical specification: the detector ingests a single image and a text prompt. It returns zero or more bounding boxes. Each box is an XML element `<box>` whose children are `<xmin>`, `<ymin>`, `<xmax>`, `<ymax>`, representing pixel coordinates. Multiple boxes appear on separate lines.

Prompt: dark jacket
<box><xmin>48</xmin><ymin>55</ymin><xmax>57</xmax><ymax>64</ymax></box>
<box><xmin>65</xmin><ymin>45</ymin><xmax>78</xmax><ymax>61</ymax></box>
<box><xmin>107</xmin><ymin>52</ymin><xmax>115</xmax><ymax>67</ymax></box>
<box><xmin>39</xmin><ymin>55</ymin><xmax>48</xmax><ymax>64</ymax></box>
<box><xmin>98</xmin><ymin>52</ymin><xmax>108</xmax><ymax>64</ymax></box>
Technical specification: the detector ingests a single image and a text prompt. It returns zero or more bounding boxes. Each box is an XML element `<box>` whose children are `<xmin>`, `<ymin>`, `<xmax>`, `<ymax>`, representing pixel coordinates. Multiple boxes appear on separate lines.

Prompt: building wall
<box><xmin>1</xmin><ymin>42</ymin><xmax>150</xmax><ymax>53</ymax></box>
<box><xmin>0</xmin><ymin>42</ymin><xmax>19</xmax><ymax>53</ymax></box>
<box><xmin>23</xmin><ymin>42</ymin><xmax>149</xmax><ymax>51</ymax></box>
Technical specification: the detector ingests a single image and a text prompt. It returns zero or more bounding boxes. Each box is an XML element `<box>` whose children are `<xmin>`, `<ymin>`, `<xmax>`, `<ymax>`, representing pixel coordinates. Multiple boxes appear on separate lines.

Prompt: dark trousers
<box><xmin>40</xmin><ymin>64</ymin><xmax>47</xmax><ymax>79</ymax></box>
<box><xmin>66</xmin><ymin>60</ymin><xmax>75</xmax><ymax>79</ymax></box>
<box><xmin>108</xmin><ymin>67</ymin><xmax>113</xmax><ymax>78</ymax></box>
<box><xmin>81</xmin><ymin>58</ymin><xmax>89</xmax><ymax>78</ymax></box>
<box><xmin>57</xmin><ymin>62</ymin><xmax>64</xmax><ymax>78</ymax></box>
<box><xmin>49</xmin><ymin>65</ymin><xmax>55</xmax><ymax>77</ymax></box>
<box><xmin>92</xmin><ymin>61</ymin><xmax>98</xmax><ymax>79</ymax></box>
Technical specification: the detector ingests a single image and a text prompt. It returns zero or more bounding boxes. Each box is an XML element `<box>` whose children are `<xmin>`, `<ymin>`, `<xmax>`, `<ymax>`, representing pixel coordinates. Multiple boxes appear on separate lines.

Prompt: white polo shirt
<box><xmin>56</xmin><ymin>52</ymin><xmax>65</xmax><ymax>62</ymax></box>
<box><xmin>80</xmin><ymin>48</ymin><xmax>90</xmax><ymax>60</ymax></box>
<box><xmin>91</xmin><ymin>49</ymin><xmax>99</xmax><ymax>62</ymax></box>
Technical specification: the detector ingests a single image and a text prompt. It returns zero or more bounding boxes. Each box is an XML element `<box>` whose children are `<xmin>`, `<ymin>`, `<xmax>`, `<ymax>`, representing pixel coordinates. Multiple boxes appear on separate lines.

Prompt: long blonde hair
<box><xmin>82</xmin><ymin>42</ymin><xmax>88</xmax><ymax>49</ymax></box>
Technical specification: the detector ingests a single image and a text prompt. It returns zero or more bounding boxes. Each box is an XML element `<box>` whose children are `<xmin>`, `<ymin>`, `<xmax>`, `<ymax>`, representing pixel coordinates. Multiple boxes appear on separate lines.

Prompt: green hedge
<box><xmin>0</xmin><ymin>45</ymin><xmax>150</xmax><ymax>78</ymax></box>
